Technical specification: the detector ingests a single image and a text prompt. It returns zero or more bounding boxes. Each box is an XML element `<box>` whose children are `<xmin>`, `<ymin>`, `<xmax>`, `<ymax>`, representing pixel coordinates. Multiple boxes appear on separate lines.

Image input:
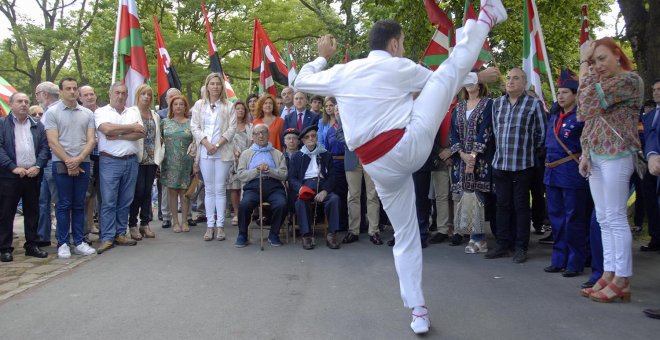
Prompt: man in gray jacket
<box><xmin>234</xmin><ymin>123</ymin><xmax>288</xmax><ymax>248</ymax></box>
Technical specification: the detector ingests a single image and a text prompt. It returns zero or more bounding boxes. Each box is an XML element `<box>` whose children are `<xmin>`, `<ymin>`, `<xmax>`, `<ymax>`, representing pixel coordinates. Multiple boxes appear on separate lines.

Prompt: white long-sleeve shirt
<box><xmin>294</xmin><ymin>50</ymin><xmax>477</xmax><ymax>151</ymax></box>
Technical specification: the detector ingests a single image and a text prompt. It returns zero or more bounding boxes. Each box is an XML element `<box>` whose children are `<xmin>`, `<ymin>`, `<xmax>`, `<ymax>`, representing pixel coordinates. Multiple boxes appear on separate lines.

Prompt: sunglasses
<box><xmin>30</xmin><ymin>112</ymin><xmax>43</xmax><ymax>117</ymax></box>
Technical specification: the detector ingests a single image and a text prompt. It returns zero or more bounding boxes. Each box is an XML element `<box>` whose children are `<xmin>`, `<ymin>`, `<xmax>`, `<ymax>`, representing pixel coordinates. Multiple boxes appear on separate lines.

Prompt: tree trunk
<box><xmin>618</xmin><ymin>0</ymin><xmax>660</xmax><ymax>100</ymax></box>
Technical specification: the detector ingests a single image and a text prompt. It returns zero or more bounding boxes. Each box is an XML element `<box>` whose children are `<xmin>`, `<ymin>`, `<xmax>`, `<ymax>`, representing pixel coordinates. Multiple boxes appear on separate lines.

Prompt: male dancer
<box><xmin>294</xmin><ymin>0</ymin><xmax>507</xmax><ymax>334</ymax></box>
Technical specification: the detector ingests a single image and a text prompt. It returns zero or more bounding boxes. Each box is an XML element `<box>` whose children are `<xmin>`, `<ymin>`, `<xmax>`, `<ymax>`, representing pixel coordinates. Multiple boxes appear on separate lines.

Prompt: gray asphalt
<box><xmin>0</xmin><ymin>223</ymin><xmax>659</xmax><ymax>339</ymax></box>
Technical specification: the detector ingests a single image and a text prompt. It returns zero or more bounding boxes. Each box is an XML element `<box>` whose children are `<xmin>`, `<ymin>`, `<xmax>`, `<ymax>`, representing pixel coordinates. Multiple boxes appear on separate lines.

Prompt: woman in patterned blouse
<box><xmin>577</xmin><ymin>37</ymin><xmax>643</xmax><ymax>303</ymax></box>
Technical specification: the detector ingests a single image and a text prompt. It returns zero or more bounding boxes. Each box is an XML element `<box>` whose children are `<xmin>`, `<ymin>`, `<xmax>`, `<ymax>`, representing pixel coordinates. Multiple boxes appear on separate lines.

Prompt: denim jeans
<box><xmin>99</xmin><ymin>155</ymin><xmax>138</xmax><ymax>242</ymax></box>
<box><xmin>53</xmin><ymin>162</ymin><xmax>90</xmax><ymax>247</ymax></box>
<box><xmin>38</xmin><ymin>160</ymin><xmax>58</xmax><ymax>242</ymax></box>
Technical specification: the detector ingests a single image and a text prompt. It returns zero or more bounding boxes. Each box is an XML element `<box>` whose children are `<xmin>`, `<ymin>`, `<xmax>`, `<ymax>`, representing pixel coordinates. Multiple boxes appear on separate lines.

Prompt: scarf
<box><xmin>250</xmin><ymin>142</ymin><xmax>274</xmax><ymax>153</ymax></box>
<box><xmin>301</xmin><ymin>144</ymin><xmax>327</xmax><ymax>157</ymax></box>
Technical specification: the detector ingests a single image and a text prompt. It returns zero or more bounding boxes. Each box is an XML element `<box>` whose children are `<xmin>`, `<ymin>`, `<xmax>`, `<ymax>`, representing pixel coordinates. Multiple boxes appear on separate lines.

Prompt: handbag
<box><xmin>453</xmin><ymin>191</ymin><xmax>485</xmax><ymax>235</ymax></box>
<box><xmin>187</xmin><ymin>141</ymin><xmax>197</xmax><ymax>159</ymax></box>
<box><xmin>185</xmin><ymin>173</ymin><xmax>200</xmax><ymax>199</ymax></box>
<box><xmin>599</xmin><ymin>116</ymin><xmax>647</xmax><ymax>178</ymax></box>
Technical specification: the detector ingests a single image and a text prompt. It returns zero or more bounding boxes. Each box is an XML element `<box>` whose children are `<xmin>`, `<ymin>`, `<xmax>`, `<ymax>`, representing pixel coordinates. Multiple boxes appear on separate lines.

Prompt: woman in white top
<box><xmin>191</xmin><ymin>73</ymin><xmax>237</xmax><ymax>241</ymax></box>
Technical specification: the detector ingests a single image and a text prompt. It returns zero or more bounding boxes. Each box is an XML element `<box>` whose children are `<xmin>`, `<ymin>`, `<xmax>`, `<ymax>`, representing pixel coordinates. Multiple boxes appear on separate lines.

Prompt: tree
<box><xmin>0</xmin><ymin>0</ymin><xmax>100</xmax><ymax>96</ymax></box>
<box><xmin>618</xmin><ymin>0</ymin><xmax>659</xmax><ymax>100</ymax></box>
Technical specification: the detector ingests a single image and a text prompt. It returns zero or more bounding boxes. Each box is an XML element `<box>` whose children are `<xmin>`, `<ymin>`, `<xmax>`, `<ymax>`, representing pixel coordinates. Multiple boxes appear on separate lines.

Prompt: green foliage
<box><xmin>1</xmin><ymin>0</ymin><xmax>616</xmax><ymax>106</ymax></box>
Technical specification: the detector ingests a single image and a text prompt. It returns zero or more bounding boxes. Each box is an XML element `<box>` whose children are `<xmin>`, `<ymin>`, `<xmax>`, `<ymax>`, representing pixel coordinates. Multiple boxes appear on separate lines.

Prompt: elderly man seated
<box><xmin>289</xmin><ymin>125</ymin><xmax>340</xmax><ymax>250</ymax></box>
<box><xmin>234</xmin><ymin>123</ymin><xmax>288</xmax><ymax>248</ymax></box>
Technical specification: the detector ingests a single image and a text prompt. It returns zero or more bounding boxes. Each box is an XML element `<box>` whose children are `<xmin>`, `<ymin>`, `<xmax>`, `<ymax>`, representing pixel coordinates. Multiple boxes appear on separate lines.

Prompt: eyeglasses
<box><xmin>252</xmin><ymin>131</ymin><xmax>268</xmax><ymax>136</ymax></box>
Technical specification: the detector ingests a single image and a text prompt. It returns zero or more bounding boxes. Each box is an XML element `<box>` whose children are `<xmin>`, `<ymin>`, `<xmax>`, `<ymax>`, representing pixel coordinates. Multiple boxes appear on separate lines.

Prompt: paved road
<box><xmin>1</xmin><ymin>221</ymin><xmax>659</xmax><ymax>339</ymax></box>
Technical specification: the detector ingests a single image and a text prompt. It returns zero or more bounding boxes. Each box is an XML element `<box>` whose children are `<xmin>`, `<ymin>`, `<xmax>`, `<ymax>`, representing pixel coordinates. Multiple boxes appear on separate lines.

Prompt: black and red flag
<box><xmin>153</xmin><ymin>16</ymin><xmax>181</xmax><ymax>109</ymax></box>
<box><xmin>251</xmin><ymin>18</ymin><xmax>289</xmax><ymax>86</ymax></box>
<box><xmin>201</xmin><ymin>2</ymin><xmax>237</xmax><ymax>101</ymax></box>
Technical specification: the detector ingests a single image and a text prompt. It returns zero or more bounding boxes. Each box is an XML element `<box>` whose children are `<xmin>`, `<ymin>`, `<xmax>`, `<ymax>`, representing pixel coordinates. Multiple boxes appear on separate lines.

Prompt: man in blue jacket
<box><xmin>0</xmin><ymin>92</ymin><xmax>50</xmax><ymax>262</ymax></box>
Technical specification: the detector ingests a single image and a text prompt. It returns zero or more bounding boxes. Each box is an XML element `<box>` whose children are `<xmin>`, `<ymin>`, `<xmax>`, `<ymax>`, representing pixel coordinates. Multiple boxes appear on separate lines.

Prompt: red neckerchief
<box><xmin>555</xmin><ymin>107</ymin><xmax>574</xmax><ymax>136</ymax></box>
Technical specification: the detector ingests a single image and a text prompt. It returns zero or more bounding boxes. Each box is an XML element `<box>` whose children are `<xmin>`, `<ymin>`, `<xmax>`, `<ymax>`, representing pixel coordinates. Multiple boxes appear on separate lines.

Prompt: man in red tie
<box><xmin>283</xmin><ymin>91</ymin><xmax>319</xmax><ymax>146</ymax></box>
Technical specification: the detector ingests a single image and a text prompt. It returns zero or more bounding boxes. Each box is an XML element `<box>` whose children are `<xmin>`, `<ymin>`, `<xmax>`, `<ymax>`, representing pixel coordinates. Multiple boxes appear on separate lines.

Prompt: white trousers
<box><xmin>199</xmin><ymin>158</ymin><xmax>232</xmax><ymax>228</ymax></box>
<box><xmin>589</xmin><ymin>155</ymin><xmax>634</xmax><ymax>277</ymax></box>
<box><xmin>363</xmin><ymin>19</ymin><xmax>491</xmax><ymax>308</ymax></box>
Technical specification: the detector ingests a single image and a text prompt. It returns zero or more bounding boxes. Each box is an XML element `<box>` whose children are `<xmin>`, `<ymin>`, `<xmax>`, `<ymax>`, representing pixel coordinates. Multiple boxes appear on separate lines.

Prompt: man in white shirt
<box><xmin>294</xmin><ymin>0</ymin><xmax>506</xmax><ymax>334</ymax></box>
<box><xmin>94</xmin><ymin>82</ymin><xmax>145</xmax><ymax>254</ymax></box>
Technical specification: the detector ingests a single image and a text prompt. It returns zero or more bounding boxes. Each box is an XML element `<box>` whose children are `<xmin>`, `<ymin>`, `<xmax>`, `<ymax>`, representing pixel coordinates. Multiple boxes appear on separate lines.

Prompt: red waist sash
<box><xmin>354</xmin><ymin>128</ymin><xmax>405</xmax><ymax>165</ymax></box>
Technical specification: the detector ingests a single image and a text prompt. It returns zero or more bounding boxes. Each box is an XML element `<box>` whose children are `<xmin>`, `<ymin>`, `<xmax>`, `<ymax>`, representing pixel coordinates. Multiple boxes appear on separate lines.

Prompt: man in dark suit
<box><xmin>288</xmin><ymin>125</ymin><xmax>340</xmax><ymax>250</ymax></box>
<box><xmin>643</xmin><ymin>79</ymin><xmax>660</xmax><ymax>321</ymax></box>
<box><xmin>640</xmin><ymin>79</ymin><xmax>660</xmax><ymax>252</ymax></box>
<box><xmin>283</xmin><ymin>92</ymin><xmax>319</xmax><ymax>144</ymax></box>
<box><xmin>0</xmin><ymin>92</ymin><xmax>50</xmax><ymax>262</ymax></box>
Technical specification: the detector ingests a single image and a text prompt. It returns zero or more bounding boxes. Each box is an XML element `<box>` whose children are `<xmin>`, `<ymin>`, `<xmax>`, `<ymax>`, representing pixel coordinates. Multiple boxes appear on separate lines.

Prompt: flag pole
<box><xmin>531</xmin><ymin>0</ymin><xmax>556</xmax><ymax>102</ymax></box>
<box><xmin>111</xmin><ymin>0</ymin><xmax>122</xmax><ymax>85</ymax></box>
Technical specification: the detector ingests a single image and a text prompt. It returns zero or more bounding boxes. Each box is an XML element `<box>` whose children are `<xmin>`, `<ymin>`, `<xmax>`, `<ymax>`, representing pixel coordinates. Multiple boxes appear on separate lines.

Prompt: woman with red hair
<box><xmin>577</xmin><ymin>37</ymin><xmax>643</xmax><ymax>303</ymax></box>
<box><xmin>253</xmin><ymin>94</ymin><xmax>284</xmax><ymax>151</ymax></box>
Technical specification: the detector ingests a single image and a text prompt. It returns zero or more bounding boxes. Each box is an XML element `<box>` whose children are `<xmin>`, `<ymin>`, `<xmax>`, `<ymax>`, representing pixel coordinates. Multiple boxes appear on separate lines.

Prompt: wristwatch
<box><xmin>35</xmin><ymin>165</ymin><xmax>41</xmax><ymax>169</ymax></box>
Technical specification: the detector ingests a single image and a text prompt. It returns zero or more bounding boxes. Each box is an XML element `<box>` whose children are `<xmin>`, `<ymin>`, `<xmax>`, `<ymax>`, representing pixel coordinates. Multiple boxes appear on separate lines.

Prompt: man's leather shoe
<box><xmin>484</xmin><ymin>246</ymin><xmax>510</xmax><ymax>259</ymax></box>
<box><xmin>162</xmin><ymin>220</ymin><xmax>172</xmax><ymax>228</ymax></box>
<box><xmin>24</xmin><ymin>245</ymin><xmax>48</xmax><ymax>258</ymax></box>
<box><xmin>643</xmin><ymin>308</ymin><xmax>660</xmax><ymax>320</ymax></box>
<box><xmin>342</xmin><ymin>232</ymin><xmax>359</xmax><ymax>244</ymax></box>
<box><xmin>114</xmin><ymin>235</ymin><xmax>137</xmax><ymax>246</ymax></box>
<box><xmin>187</xmin><ymin>218</ymin><xmax>197</xmax><ymax>227</ymax></box>
<box><xmin>581</xmin><ymin>280</ymin><xmax>595</xmax><ymax>289</ymax></box>
<box><xmin>562</xmin><ymin>271</ymin><xmax>581</xmax><ymax>278</ymax></box>
<box><xmin>369</xmin><ymin>233</ymin><xmax>383</xmax><ymax>245</ymax></box>
<box><xmin>544</xmin><ymin>265</ymin><xmax>563</xmax><ymax>273</ymax></box>
<box><xmin>512</xmin><ymin>249</ymin><xmax>528</xmax><ymax>263</ymax></box>
<box><xmin>449</xmin><ymin>234</ymin><xmax>465</xmax><ymax>246</ymax></box>
<box><xmin>302</xmin><ymin>236</ymin><xmax>314</xmax><ymax>250</ymax></box>
<box><xmin>1</xmin><ymin>252</ymin><xmax>13</xmax><ymax>262</ymax></box>
<box><xmin>428</xmin><ymin>233</ymin><xmax>448</xmax><ymax>244</ymax></box>
<box><xmin>97</xmin><ymin>241</ymin><xmax>114</xmax><ymax>254</ymax></box>
<box><xmin>326</xmin><ymin>233</ymin><xmax>340</xmax><ymax>249</ymax></box>
<box><xmin>387</xmin><ymin>238</ymin><xmax>395</xmax><ymax>247</ymax></box>
<box><xmin>421</xmin><ymin>238</ymin><xmax>428</xmax><ymax>249</ymax></box>
<box><xmin>36</xmin><ymin>240</ymin><xmax>51</xmax><ymax>247</ymax></box>
<box><xmin>195</xmin><ymin>216</ymin><xmax>207</xmax><ymax>223</ymax></box>
<box><xmin>538</xmin><ymin>235</ymin><xmax>554</xmax><ymax>245</ymax></box>
<box><xmin>640</xmin><ymin>243</ymin><xmax>660</xmax><ymax>252</ymax></box>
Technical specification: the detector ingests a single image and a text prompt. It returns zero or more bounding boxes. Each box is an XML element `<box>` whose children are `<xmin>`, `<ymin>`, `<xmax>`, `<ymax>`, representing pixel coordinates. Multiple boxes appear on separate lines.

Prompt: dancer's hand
<box><xmin>318</xmin><ymin>34</ymin><xmax>336</xmax><ymax>60</ymax></box>
<box><xmin>477</xmin><ymin>67</ymin><xmax>501</xmax><ymax>84</ymax></box>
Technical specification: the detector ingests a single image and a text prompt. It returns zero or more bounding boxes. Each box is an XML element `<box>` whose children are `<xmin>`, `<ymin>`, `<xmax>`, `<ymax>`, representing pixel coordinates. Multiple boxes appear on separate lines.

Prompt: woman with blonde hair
<box><xmin>253</xmin><ymin>94</ymin><xmax>284</xmax><ymax>151</ymax></box>
<box><xmin>191</xmin><ymin>73</ymin><xmax>237</xmax><ymax>241</ymax></box>
<box><xmin>578</xmin><ymin>37</ymin><xmax>643</xmax><ymax>302</ymax></box>
<box><xmin>29</xmin><ymin>105</ymin><xmax>44</xmax><ymax>121</ymax></box>
<box><xmin>227</xmin><ymin>100</ymin><xmax>253</xmax><ymax>225</ymax></box>
<box><xmin>161</xmin><ymin>95</ymin><xmax>194</xmax><ymax>233</ymax></box>
<box><xmin>127</xmin><ymin>84</ymin><xmax>162</xmax><ymax>239</ymax></box>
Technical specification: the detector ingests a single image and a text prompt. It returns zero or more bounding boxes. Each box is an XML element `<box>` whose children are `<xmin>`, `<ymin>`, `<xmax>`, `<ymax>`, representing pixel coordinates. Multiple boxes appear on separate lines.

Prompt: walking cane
<box><xmin>259</xmin><ymin>168</ymin><xmax>264</xmax><ymax>251</ymax></box>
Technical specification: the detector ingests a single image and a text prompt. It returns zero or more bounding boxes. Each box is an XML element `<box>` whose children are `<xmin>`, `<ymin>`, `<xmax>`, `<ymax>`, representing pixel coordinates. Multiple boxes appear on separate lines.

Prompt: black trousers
<box><xmin>530</xmin><ymin>164</ymin><xmax>548</xmax><ymax>229</ymax></box>
<box><xmin>0</xmin><ymin>176</ymin><xmax>41</xmax><ymax>252</ymax></box>
<box><xmin>129</xmin><ymin>164</ymin><xmax>157</xmax><ymax>227</ymax></box>
<box><xmin>493</xmin><ymin>168</ymin><xmax>534</xmax><ymax>250</ymax></box>
<box><xmin>413</xmin><ymin>170</ymin><xmax>432</xmax><ymax>241</ymax></box>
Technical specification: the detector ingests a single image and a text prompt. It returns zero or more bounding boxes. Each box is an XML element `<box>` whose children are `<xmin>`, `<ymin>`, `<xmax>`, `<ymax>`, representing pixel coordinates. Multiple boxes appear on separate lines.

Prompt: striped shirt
<box><xmin>491</xmin><ymin>93</ymin><xmax>547</xmax><ymax>171</ymax></box>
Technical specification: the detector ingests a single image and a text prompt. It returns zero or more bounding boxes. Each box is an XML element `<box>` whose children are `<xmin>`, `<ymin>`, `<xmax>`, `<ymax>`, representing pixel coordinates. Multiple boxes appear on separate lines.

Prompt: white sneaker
<box><xmin>479</xmin><ymin>0</ymin><xmax>508</xmax><ymax>28</ymax></box>
<box><xmin>410</xmin><ymin>306</ymin><xmax>430</xmax><ymax>334</ymax></box>
<box><xmin>57</xmin><ymin>244</ymin><xmax>71</xmax><ymax>259</ymax></box>
<box><xmin>74</xmin><ymin>242</ymin><xmax>97</xmax><ymax>256</ymax></box>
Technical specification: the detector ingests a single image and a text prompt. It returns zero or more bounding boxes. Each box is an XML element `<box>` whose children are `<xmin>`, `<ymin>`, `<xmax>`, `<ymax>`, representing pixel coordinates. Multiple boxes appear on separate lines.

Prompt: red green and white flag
<box><xmin>420</xmin><ymin>6</ymin><xmax>454</xmax><ymax>70</ymax></box>
<box><xmin>523</xmin><ymin>0</ymin><xmax>554</xmax><ymax>106</ymax></box>
<box><xmin>116</xmin><ymin>0</ymin><xmax>149</xmax><ymax>107</ymax></box>
<box><xmin>344</xmin><ymin>46</ymin><xmax>350</xmax><ymax>64</ymax></box>
<box><xmin>0</xmin><ymin>75</ymin><xmax>16</xmax><ymax>117</ymax></box>
<box><xmin>580</xmin><ymin>4</ymin><xmax>590</xmax><ymax>52</ymax></box>
<box><xmin>463</xmin><ymin>0</ymin><xmax>493</xmax><ymax>69</ymax></box>
<box><xmin>285</xmin><ymin>43</ymin><xmax>298</xmax><ymax>86</ymax></box>
<box><xmin>201</xmin><ymin>2</ymin><xmax>237</xmax><ymax>102</ymax></box>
